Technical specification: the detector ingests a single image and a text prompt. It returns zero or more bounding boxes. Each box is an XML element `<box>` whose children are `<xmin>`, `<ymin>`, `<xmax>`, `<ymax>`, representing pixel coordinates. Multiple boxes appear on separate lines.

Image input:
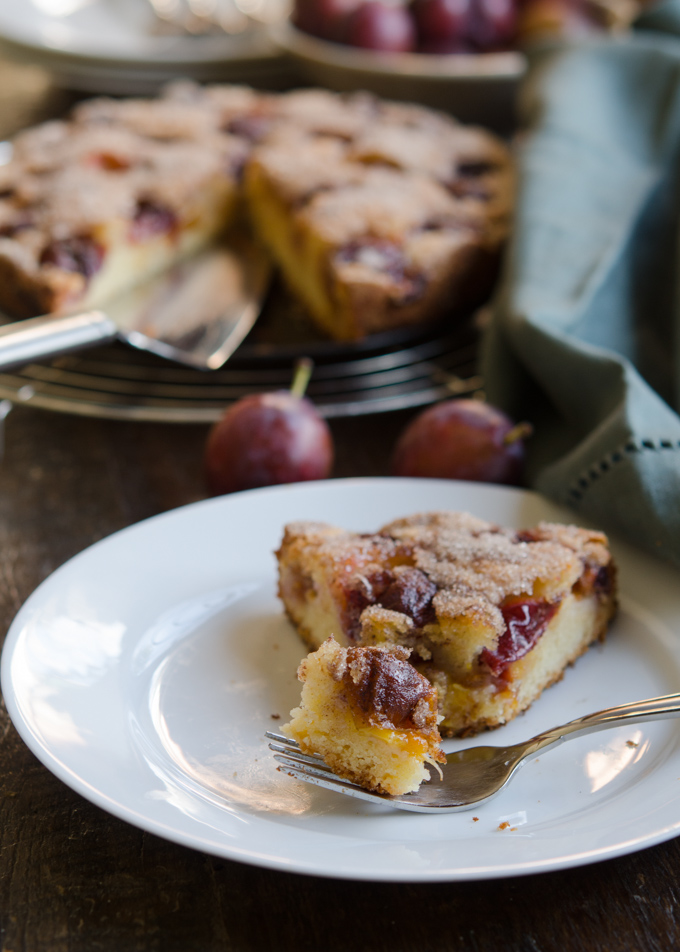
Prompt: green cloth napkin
<box><xmin>481</xmin><ymin>6</ymin><xmax>680</xmax><ymax>568</ymax></box>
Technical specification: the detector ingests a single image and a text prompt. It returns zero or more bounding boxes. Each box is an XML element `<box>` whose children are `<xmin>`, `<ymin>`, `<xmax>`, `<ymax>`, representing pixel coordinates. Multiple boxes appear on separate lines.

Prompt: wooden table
<box><xmin>0</xmin><ymin>56</ymin><xmax>679</xmax><ymax>952</ymax></box>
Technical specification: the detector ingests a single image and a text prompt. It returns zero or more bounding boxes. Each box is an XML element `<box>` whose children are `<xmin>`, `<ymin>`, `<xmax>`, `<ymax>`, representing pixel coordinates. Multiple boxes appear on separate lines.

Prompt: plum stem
<box><xmin>503</xmin><ymin>422</ymin><xmax>533</xmax><ymax>445</ymax></box>
<box><xmin>290</xmin><ymin>357</ymin><xmax>314</xmax><ymax>399</ymax></box>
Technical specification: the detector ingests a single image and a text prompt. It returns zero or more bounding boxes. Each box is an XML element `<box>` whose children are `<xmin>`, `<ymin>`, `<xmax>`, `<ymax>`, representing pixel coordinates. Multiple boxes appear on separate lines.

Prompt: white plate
<box><xmin>3</xmin><ymin>477</ymin><xmax>680</xmax><ymax>882</ymax></box>
<box><xmin>0</xmin><ymin>0</ymin><xmax>275</xmax><ymax>64</ymax></box>
<box><xmin>0</xmin><ymin>1</ymin><xmax>290</xmax><ymax>95</ymax></box>
<box><xmin>1</xmin><ymin>46</ymin><xmax>292</xmax><ymax>96</ymax></box>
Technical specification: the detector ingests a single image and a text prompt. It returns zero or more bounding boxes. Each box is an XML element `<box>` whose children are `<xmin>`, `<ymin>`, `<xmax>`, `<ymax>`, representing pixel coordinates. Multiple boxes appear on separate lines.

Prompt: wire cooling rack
<box><xmin>0</xmin><ymin>300</ymin><xmax>484</xmax><ymax>423</ymax></box>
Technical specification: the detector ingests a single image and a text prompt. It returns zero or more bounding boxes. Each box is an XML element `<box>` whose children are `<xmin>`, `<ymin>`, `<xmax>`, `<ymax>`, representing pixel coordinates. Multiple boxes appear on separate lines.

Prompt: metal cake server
<box><xmin>0</xmin><ymin>238</ymin><xmax>271</xmax><ymax>372</ymax></box>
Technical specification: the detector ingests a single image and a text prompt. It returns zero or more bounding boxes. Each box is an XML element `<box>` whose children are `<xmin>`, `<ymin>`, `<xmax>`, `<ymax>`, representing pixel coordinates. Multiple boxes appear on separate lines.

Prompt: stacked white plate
<box><xmin>0</xmin><ymin>0</ymin><xmax>293</xmax><ymax>95</ymax></box>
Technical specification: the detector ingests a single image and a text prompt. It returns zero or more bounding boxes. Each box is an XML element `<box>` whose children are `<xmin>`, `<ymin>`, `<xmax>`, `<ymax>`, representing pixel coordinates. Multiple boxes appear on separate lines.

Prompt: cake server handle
<box><xmin>0</xmin><ymin>311</ymin><xmax>117</xmax><ymax>372</ymax></box>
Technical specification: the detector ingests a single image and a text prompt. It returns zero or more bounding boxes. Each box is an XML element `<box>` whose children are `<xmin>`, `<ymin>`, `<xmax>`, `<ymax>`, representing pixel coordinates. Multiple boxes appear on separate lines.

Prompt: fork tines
<box><xmin>266</xmin><ymin>731</ymin><xmax>341</xmax><ymax>778</ymax></box>
<box><xmin>266</xmin><ymin>729</ymin><xmax>329</xmax><ymax>766</ymax></box>
<box><xmin>265</xmin><ymin>730</ymin><xmax>388</xmax><ymax>803</ymax></box>
<box><xmin>265</xmin><ymin>730</ymin><xmax>300</xmax><ymax>749</ymax></box>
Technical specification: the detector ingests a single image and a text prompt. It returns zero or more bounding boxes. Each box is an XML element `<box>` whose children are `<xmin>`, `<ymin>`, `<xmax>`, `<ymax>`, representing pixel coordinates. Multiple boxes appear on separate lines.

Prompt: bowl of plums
<box><xmin>272</xmin><ymin>0</ymin><xmax>633</xmax><ymax>130</ymax></box>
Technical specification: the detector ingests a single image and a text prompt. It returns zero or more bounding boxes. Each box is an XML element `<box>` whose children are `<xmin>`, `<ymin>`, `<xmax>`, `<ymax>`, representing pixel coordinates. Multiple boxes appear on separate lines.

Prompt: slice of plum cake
<box><xmin>276</xmin><ymin>511</ymin><xmax>617</xmax><ymax>737</ymax></box>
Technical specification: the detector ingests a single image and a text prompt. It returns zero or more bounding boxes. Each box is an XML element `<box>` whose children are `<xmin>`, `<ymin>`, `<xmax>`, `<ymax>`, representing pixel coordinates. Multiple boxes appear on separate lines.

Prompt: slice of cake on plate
<box><xmin>277</xmin><ymin>511</ymin><xmax>617</xmax><ymax>737</ymax></box>
<box><xmin>283</xmin><ymin>636</ymin><xmax>445</xmax><ymax>796</ymax></box>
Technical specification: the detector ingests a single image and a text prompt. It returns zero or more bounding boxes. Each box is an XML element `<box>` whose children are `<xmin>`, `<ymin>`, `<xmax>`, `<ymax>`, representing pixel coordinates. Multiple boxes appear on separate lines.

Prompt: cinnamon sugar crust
<box><xmin>246</xmin><ymin>118</ymin><xmax>511</xmax><ymax>253</ymax></box>
<box><xmin>280</xmin><ymin>512</ymin><xmax>609</xmax><ymax>634</ymax></box>
<box><xmin>3</xmin><ymin>95</ymin><xmax>252</xmax><ymax>230</ymax></box>
<box><xmin>381</xmin><ymin>512</ymin><xmax>596</xmax><ymax>632</ymax></box>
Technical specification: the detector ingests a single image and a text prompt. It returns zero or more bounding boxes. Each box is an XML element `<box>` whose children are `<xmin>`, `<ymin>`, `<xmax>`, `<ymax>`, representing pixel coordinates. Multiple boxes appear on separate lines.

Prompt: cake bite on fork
<box><xmin>279</xmin><ymin>637</ymin><xmax>446</xmax><ymax>797</ymax></box>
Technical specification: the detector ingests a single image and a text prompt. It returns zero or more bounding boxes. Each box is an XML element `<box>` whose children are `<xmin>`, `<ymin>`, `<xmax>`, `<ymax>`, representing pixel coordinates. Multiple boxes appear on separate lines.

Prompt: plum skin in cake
<box><xmin>276</xmin><ymin>512</ymin><xmax>617</xmax><ymax>737</ymax></box>
<box><xmin>283</xmin><ymin>637</ymin><xmax>446</xmax><ymax>796</ymax></box>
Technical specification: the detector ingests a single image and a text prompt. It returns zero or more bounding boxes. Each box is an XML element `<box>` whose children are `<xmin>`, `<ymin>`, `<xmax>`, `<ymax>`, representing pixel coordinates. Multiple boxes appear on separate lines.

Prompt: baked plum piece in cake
<box><xmin>245</xmin><ymin>90</ymin><xmax>513</xmax><ymax>341</ymax></box>
<box><xmin>0</xmin><ymin>82</ymin><xmax>262</xmax><ymax>317</ymax></box>
<box><xmin>283</xmin><ymin>637</ymin><xmax>445</xmax><ymax>796</ymax></box>
<box><xmin>276</xmin><ymin>512</ymin><xmax>617</xmax><ymax>737</ymax></box>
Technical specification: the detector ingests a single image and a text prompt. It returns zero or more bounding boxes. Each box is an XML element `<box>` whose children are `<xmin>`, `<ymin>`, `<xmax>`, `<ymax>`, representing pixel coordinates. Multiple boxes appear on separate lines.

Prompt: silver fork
<box><xmin>266</xmin><ymin>692</ymin><xmax>680</xmax><ymax>813</ymax></box>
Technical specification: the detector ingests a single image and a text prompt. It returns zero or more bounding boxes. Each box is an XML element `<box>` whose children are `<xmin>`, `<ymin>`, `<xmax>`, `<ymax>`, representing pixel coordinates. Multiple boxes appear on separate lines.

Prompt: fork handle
<box><xmin>522</xmin><ymin>692</ymin><xmax>680</xmax><ymax>759</ymax></box>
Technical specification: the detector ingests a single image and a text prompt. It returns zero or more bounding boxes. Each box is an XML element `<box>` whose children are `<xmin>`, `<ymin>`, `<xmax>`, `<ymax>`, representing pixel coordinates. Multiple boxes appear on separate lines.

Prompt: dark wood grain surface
<box><xmin>0</xmin><ymin>56</ymin><xmax>679</xmax><ymax>952</ymax></box>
